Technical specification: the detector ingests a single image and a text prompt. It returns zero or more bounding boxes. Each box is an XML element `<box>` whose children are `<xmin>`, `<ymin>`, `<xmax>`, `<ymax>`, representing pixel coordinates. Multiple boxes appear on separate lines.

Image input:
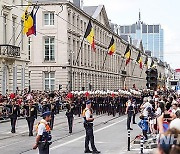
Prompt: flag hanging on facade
<box><xmin>150</xmin><ymin>59</ymin><xmax>155</xmax><ymax>68</ymax></box>
<box><xmin>108</xmin><ymin>36</ymin><xmax>116</xmax><ymax>55</ymax></box>
<box><xmin>22</xmin><ymin>6</ymin><xmax>39</xmax><ymax>36</ymax></box>
<box><xmin>84</xmin><ymin>20</ymin><xmax>95</xmax><ymax>51</ymax></box>
<box><xmin>124</xmin><ymin>44</ymin><xmax>131</xmax><ymax>65</ymax></box>
<box><xmin>136</xmin><ymin>51</ymin><xmax>143</xmax><ymax>69</ymax></box>
<box><xmin>144</xmin><ymin>56</ymin><xmax>148</xmax><ymax>68</ymax></box>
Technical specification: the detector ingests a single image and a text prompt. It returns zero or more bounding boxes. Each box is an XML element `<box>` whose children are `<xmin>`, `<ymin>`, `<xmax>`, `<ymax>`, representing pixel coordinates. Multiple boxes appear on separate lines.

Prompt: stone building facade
<box><xmin>0</xmin><ymin>0</ymin><xmax>29</xmax><ymax>95</ymax></box>
<box><xmin>29</xmin><ymin>0</ymin><xmax>172</xmax><ymax>91</ymax></box>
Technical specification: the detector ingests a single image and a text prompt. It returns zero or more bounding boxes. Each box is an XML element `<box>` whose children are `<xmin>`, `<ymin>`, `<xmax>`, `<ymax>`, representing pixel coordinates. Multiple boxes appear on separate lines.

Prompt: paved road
<box><xmin>0</xmin><ymin>112</ymin><xmax>142</xmax><ymax>154</ymax></box>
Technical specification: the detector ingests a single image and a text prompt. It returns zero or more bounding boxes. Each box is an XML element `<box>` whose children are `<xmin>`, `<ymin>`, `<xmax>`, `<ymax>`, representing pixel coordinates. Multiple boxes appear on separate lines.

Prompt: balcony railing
<box><xmin>0</xmin><ymin>44</ymin><xmax>20</xmax><ymax>58</ymax></box>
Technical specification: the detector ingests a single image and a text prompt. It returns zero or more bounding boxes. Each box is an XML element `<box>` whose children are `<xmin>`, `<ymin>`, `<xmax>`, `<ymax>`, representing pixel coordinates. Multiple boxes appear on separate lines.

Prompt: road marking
<box><xmin>50</xmin><ymin>118</ymin><xmax>126</xmax><ymax>151</ymax></box>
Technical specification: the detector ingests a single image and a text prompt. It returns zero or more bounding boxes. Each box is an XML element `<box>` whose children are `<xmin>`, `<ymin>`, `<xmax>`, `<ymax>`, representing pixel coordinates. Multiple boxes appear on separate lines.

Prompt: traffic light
<box><xmin>59</xmin><ymin>84</ymin><xmax>62</xmax><ymax>90</ymax></box>
<box><xmin>146</xmin><ymin>68</ymin><xmax>158</xmax><ymax>90</ymax></box>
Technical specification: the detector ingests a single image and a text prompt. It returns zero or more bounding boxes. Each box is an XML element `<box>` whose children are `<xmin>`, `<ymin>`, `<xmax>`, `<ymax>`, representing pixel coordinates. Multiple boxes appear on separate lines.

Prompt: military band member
<box><xmin>7</xmin><ymin>99</ymin><xmax>20</xmax><ymax>133</ymax></box>
<box><xmin>24</xmin><ymin>100</ymin><xmax>37</xmax><ymax>136</ymax></box>
<box><xmin>66</xmin><ymin>99</ymin><xmax>75</xmax><ymax>134</ymax></box>
<box><xmin>49</xmin><ymin>98</ymin><xmax>57</xmax><ymax>130</ymax></box>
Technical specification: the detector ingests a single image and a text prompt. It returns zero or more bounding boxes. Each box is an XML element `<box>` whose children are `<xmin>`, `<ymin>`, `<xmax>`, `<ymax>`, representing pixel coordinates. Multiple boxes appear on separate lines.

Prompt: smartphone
<box><xmin>164</xmin><ymin>114</ymin><xmax>171</xmax><ymax>118</ymax></box>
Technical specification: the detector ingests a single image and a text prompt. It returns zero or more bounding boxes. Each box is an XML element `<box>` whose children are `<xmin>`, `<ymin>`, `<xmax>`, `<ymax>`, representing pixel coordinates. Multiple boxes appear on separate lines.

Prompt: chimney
<box><xmin>73</xmin><ymin>0</ymin><xmax>84</xmax><ymax>9</ymax></box>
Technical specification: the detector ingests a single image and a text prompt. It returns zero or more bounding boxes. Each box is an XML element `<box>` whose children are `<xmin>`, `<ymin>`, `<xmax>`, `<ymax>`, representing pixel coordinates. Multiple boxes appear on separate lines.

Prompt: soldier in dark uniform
<box><xmin>111</xmin><ymin>94</ymin><xmax>117</xmax><ymax>117</ymax></box>
<box><xmin>66</xmin><ymin>99</ymin><xmax>75</xmax><ymax>134</ymax></box>
<box><xmin>24</xmin><ymin>100</ymin><xmax>37</xmax><ymax>136</ymax></box>
<box><xmin>49</xmin><ymin>98</ymin><xmax>56</xmax><ymax>130</ymax></box>
<box><xmin>108</xmin><ymin>94</ymin><xmax>113</xmax><ymax>116</ymax></box>
<box><xmin>75</xmin><ymin>96</ymin><xmax>82</xmax><ymax>117</ymax></box>
<box><xmin>116</xmin><ymin>94</ymin><xmax>122</xmax><ymax>116</ymax></box>
<box><xmin>55</xmin><ymin>97</ymin><xmax>60</xmax><ymax>114</ymax></box>
<box><xmin>7</xmin><ymin>99</ymin><xmax>20</xmax><ymax>133</ymax></box>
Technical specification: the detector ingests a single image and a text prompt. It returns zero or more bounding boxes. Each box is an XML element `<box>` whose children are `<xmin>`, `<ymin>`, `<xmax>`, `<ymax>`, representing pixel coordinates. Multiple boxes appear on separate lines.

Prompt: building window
<box><xmin>77</xmin><ymin>16</ymin><xmax>79</xmax><ymax>29</ymax></box>
<box><xmin>28</xmin><ymin>37</ymin><xmax>31</xmax><ymax>60</ymax></box>
<box><xmin>84</xmin><ymin>22</ymin><xmax>86</xmax><ymax>32</ymax></box>
<box><xmin>3</xmin><ymin>14</ymin><xmax>7</xmax><ymax>44</ymax></box>
<box><xmin>12</xmin><ymin>17</ymin><xmax>16</xmax><ymax>45</ymax></box>
<box><xmin>148</xmin><ymin>25</ymin><xmax>153</xmax><ymax>33</ymax></box>
<box><xmin>44</xmin><ymin>72</ymin><xmax>55</xmax><ymax>91</ymax></box>
<box><xmin>44</xmin><ymin>12</ymin><xmax>54</xmax><ymax>25</ymax></box>
<box><xmin>72</xmin><ymin>14</ymin><xmax>75</xmax><ymax>25</ymax></box>
<box><xmin>44</xmin><ymin>37</ymin><xmax>55</xmax><ymax>61</ymax></box>
<box><xmin>125</xmin><ymin>26</ymin><xmax>130</xmax><ymax>33</ymax></box>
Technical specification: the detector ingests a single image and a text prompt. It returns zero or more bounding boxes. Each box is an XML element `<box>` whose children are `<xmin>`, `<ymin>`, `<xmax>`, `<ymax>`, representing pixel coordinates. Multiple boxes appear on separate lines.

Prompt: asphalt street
<box><xmin>0</xmin><ymin>112</ymin><xmax>142</xmax><ymax>154</ymax></box>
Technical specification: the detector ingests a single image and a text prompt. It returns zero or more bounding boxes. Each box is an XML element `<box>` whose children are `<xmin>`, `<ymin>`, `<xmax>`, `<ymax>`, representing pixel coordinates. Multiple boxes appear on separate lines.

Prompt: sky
<box><xmin>84</xmin><ymin>0</ymin><xmax>180</xmax><ymax>69</ymax></box>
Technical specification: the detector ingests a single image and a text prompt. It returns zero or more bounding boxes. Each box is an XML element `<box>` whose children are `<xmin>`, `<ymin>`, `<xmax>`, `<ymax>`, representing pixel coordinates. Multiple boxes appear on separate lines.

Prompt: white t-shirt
<box><xmin>37</xmin><ymin>119</ymin><xmax>47</xmax><ymax>136</ymax></box>
<box><xmin>156</xmin><ymin>107</ymin><xmax>162</xmax><ymax>116</ymax></box>
<box><xmin>172</xmin><ymin>108</ymin><xmax>180</xmax><ymax>114</ymax></box>
<box><xmin>143</xmin><ymin>102</ymin><xmax>152</xmax><ymax>117</ymax></box>
<box><xmin>85</xmin><ymin>108</ymin><xmax>93</xmax><ymax>123</ymax></box>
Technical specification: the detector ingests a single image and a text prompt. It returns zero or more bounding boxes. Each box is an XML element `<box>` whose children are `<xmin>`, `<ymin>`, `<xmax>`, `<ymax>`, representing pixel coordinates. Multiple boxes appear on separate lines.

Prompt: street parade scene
<box><xmin>0</xmin><ymin>0</ymin><xmax>180</xmax><ymax>154</ymax></box>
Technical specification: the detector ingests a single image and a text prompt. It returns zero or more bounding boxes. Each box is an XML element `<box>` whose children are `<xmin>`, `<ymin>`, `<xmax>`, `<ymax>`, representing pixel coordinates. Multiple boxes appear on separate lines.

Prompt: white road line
<box><xmin>50</xmin><ymin>118</ymin><xmax>127</xmax><ymax>151</ymax></box>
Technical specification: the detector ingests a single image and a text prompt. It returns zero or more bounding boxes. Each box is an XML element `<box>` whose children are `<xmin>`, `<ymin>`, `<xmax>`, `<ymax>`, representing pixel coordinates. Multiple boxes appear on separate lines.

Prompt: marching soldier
<box><xmin>7</xmin><ymin>99</ymin><xmax>20</xmax><ymax>133</ymax></box>
<box><xmin>65</xmin><ymin>93</ymin><xmax>75</xmax><ymax>134</ymax></box>
<box><xmin>75</xmin><ymin>96</ymin><xmax>82</xmax><ymax>117</ymax></box>
<box><xmin>116</xmin><ymin>94</ymin><xmax>122</xmax><ymax>116</ymax></box>
<box><xmin>49</xmin><ymin>98</ymin><xmax>57</xmax><ymax>130</ymax></box>
<box><xmin>82</xmin><ymin>100</ymin><xmax>100</xmax><ymax>154</ymax></box>
<box><xmin>24</xmin><ymin>100</ymin><xmax>37</xmax><ymax>136</ymax></box>
<box><xmin>111</xmin><ymin>95</ymin><xmax>117</xmax><ymax>117</ymax></box>
<box><xmin>33</xmin><ymin>111</ymin><xmax>52</xmax><ymax>154</ymax></box>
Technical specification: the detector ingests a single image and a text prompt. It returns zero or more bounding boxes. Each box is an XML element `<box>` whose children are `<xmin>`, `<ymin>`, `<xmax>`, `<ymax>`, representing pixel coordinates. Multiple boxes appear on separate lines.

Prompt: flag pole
<box><xmin>75</xmin><ymin>37</ymin><xmax>85</xmax><ymax>65</ymax></box>
<box><xmin>132</xmin><ymin>61</ymin><xmax>136</xmax><ymax>76</ymax></box>
<box><xmin>140</xmin><ymin>67</ymin><xmax>143</xmax><ymax>77</ymax></box>
<box><xmin>102</xmin><ymin>52</ymin><xmax>108</xmax><ymax>69</ymax></box>
<box><xmin>119</xmin><ymin>56</ymin><xmax>124</xmax><ymax>72</ymax></box>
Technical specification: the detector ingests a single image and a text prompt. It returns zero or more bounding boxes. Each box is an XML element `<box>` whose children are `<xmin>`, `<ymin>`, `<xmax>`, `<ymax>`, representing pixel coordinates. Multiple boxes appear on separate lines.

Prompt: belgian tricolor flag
<box><xmin>84</xmin><ymin>20</ymin><xmax>95</xmax><ymax>51</ymax></box>
<box><xmin>22</xmin><ymin>6</ymin><xmax>39</xmax><ymax>36</ymax></box>
<box><xmin>108</xmin><ymin>36</ymin><xmax>116</xmax><ymax>55</ymax></box>
<box><xmin>124</xmin><ymin>44</ymin><xmax>131</xmax><ymax>65</ymax></box>
<box><xmin>136</xmin><ymin>51</ymin><xmax>143</xmax><ymax>69</ymax></box>
<box><xmin>150</xmin><ymin>59</ymin><xmax>155</xmax><ymax>68</ymax></box>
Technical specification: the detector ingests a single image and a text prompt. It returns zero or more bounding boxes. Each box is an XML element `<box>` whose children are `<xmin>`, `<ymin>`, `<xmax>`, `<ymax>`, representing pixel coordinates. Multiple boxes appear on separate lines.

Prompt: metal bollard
<box><xmin>140</xmin><ymin>136</ymin><xmax>144</xmax><ymax>154</ymax></box>
<box><xmin>127</xmin><ymin>129</ymin><xmax>130</xmax><ymax>151</ymax></box>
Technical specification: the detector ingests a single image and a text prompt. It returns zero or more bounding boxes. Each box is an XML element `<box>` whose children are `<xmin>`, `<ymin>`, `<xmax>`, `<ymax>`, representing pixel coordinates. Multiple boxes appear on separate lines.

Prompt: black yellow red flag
<box><xmin>124</xmin><ymin>44</ymin><xmax>131</xmax><ymax>65</ymax></box>
<box><xmin>108</xmin><ymin>36</ymin><xmax>116</xmax><ymax>55</ymax></box>
<box><xmin>136</xmin><ymin>51</ymin><xmax>143</xmax><ymax>69</ymax></box>
<box><xmin>150</xmin><ymin>59</ymin><xmax>155</xmax><ymax>68</ymax></box>
<box><xmin>84</xmin><ymin>20</ymin><xmax>95</xmax><ymax>51</ymax></box>
<box><xmin>22</xmin><ymin>6</ymin><xmax>39</xmax><ymax>36</ymax></box>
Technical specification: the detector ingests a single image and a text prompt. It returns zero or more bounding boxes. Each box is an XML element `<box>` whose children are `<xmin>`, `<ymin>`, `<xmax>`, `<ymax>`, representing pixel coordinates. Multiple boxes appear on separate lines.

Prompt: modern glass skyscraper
<box><xmin>119</xmin><ymin>12</ymin><xmax>164</xmax><ymax>61</ymax></box>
